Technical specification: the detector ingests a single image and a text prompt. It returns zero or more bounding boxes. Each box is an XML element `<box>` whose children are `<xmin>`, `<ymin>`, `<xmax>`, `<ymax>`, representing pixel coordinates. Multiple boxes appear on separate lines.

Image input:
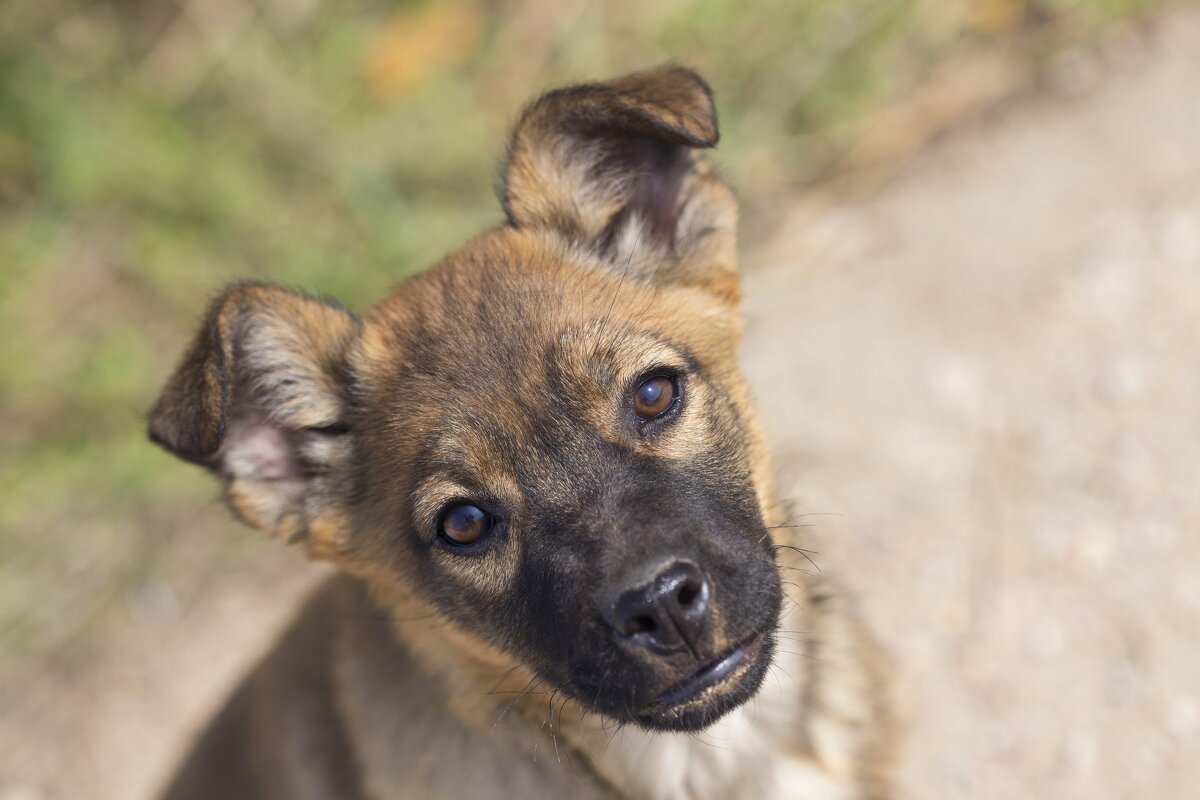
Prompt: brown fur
<box><xmin>150</xmin><ymin>65</ymin><xmax>894</xmax><ymax>799</ymax></box>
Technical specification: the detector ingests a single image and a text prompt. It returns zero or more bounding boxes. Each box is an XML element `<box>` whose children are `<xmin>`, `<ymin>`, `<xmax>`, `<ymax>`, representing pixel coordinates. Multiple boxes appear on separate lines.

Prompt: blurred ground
<box><xmin>746</xmin><ymin>7</ymin><xmax>1200</xmax><ymax>797</ymax></box>
<box><xmin>1</xmin><ymin>1</ymin><xmax>1195</xmax><ymax>799</ymax></box>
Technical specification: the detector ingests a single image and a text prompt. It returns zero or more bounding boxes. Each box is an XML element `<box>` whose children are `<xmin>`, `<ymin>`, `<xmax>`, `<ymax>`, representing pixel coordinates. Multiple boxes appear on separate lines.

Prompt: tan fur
<box><xmin>150</xmin><ymin>66</ymin><xmax>894</xmax><ymax>800</ymax></box>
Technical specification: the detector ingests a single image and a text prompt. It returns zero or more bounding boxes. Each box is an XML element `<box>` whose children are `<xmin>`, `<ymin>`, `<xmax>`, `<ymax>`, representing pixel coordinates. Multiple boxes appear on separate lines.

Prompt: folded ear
<box><xmin>148</xmin><ymin>282</ymin><xmax>360</xmax><ymax>556</ymax></box>
<box><xmin>501</xmin><ymin>64</ymin><xmax>740</xmax><ymax>304</ymax></box>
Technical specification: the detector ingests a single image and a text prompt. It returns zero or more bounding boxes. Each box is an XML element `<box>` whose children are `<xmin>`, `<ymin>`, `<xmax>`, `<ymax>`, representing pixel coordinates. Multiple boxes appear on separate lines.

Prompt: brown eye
<box><xmin>439</xmin><ymin>502</ymin><xmax>492</xmax><ymax>545</ymax></box>
<box><xmin>633</xmin><ymin>376</ymin><xmax>676</xmax><ymax>421</ymax></box>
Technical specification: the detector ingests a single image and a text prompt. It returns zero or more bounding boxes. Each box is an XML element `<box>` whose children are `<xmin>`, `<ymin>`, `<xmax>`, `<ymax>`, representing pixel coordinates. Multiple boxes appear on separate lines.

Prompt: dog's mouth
<box><xmin>657</xmin><ymin>635</ymin><xmax>758</xmax><ymax>706</ymax></box>
<box><xmin>633</xmin><ymin>630</ymin><xmax>771</xmax><ymax>731</ymax></box>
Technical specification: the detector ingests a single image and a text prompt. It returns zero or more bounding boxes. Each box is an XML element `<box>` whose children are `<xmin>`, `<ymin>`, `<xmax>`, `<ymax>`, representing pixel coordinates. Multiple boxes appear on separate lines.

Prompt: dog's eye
<box><xmin>439</xmin><ymin>502</ymin><xmax>492</xmax><ymax>545</ymax></box>
<box><xmin>633</xmin><ymin>376</ymin><xmax>676</xmax><ymax>421</ymax></box>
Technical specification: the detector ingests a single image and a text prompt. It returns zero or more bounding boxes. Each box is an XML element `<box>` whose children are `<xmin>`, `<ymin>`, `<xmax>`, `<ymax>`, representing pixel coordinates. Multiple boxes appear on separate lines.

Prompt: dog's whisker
<box><xmin>590</xmin><ymin>218</ymin><xmax>646</xmax><ymax>363</ymax></box>
<box><xmin>771</xmin><ymin>662</ymin><xmax>798</xmax><ymax>684</ymax></box>
<box><xmin>776</xmin><ymin>564</ymin><xmax>820</xmax><ymax>576</ymax></box>
<box><xmin>773</xmin><ymin>544</ymin><xmax>823</xmax><ymax>573</ymax></box>
<box><xmin>492</xmin><ymin>676</ymin><xmax>541</xmax><ymax>733</ymax></box>
<box><xmin>483</xmin><ymin>664</ymin><xmax>523</xmax><ymax>697</ymax></box>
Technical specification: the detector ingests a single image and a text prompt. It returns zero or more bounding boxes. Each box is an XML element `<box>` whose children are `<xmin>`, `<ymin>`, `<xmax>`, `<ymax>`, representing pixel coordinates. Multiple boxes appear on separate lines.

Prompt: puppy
<box><xmin>149</xmin><ymin>65</ymin><xmax>893</xmax><ymax>800</ymax></box>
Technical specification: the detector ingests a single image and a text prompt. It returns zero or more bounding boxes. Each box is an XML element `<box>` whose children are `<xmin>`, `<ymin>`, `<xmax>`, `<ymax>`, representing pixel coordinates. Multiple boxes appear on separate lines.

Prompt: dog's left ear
<box><xmin>502</xmin><ymin>65</ymin><xmax>740</xmax><ymax>304</ymax></box>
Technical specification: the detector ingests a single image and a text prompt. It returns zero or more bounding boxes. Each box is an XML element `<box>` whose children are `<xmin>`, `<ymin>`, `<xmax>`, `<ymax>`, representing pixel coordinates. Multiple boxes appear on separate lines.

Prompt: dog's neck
<box><xmin>357</xmin><ymin>578</ymin><xmax>841</xmax><ymax>800</ymax></box>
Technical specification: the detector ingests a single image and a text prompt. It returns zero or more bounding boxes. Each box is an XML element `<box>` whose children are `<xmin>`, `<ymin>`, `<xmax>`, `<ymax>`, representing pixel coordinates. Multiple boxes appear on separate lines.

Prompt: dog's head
<box><xmin>149</xmin><ymin>66</ymin><xmax>782</xmax><ymax>732</ymax></box>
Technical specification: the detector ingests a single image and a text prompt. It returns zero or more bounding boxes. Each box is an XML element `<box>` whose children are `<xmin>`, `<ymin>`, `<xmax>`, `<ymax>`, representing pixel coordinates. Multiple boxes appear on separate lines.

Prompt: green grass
<box><xmin>0</xmin><ymin>0</ymin><xmax>1157</xmax><ymax>661</ymax></box>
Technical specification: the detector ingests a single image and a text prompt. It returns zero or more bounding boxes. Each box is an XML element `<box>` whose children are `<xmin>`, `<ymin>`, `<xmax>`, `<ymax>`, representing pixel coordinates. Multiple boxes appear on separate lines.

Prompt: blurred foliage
<box><xmin>0</xmin><ymin>0</ymin><xmax>1157</xmax><ymax>659</ymax></box>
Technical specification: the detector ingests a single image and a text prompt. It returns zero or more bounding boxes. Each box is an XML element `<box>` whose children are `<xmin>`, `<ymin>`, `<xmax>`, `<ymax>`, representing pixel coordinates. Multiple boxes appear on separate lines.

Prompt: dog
<box><xmin>148</xmin><ymin>65</ymin><xmax>893</xmax><ymax>800</ymax></box>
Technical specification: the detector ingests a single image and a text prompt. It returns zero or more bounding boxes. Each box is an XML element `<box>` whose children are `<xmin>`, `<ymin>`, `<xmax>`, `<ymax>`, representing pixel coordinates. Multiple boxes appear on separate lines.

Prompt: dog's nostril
<box><xmin>610</xmin><ymin>561</ymin><xmax>712</xmax><ymax>651</ymax></box>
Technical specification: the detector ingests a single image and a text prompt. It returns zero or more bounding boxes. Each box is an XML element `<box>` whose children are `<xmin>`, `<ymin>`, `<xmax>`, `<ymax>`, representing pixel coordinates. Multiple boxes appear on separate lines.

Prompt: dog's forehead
<box><xmin>353</xmin><ymin>229</ymin><xmax>735</xmax><ymax>477</ymax></box>
<box><xmin>362</xmin><ymin>231</ymin><xmax>710</xmax><ymax>382</ymax></box>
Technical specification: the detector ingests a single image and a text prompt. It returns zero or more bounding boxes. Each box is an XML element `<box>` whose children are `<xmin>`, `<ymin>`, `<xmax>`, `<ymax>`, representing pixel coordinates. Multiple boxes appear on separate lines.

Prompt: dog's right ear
<box><xmin>501</xmin><ymin>65</ymin><xmax>740</xmax><ymax>305</ymax></box>
<box><xmin>148</xmin><ymin>282</ymin><xmax>360</xmax><ymax>555</ymax></box>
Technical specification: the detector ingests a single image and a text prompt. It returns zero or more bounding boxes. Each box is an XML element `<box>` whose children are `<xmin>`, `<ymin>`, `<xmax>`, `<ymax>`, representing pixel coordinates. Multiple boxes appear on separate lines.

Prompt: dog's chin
<box><xmin>630</xmin><ymin>631</ymin><xmax>774</xmax><ymax>733</ymax></box>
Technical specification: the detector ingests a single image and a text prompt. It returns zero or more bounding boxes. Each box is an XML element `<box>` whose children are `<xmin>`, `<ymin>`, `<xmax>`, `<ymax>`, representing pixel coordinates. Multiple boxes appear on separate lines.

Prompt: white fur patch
<box><xmin>573</xmin><ymin>627</ymin><xmax>847</xmax><ymax>800</ymax></box>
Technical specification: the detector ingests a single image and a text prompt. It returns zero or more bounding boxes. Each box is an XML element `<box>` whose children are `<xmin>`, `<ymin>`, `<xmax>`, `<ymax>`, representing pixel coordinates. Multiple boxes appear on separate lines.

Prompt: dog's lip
<box><xmin>652</xmin><ymin>632</ymin><xmax>764</xmax><ymax>710</ymax></box>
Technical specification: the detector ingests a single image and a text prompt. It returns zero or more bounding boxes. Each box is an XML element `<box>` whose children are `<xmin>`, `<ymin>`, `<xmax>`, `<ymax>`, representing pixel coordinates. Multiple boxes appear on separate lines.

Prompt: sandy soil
<box><xmin>743</xmin><ymin>9</ymin><xmax>1200</xmax><ymax>797</ymax></box>
<box><xmin>3</xmin><ymin>7</ymin><xmax>1198</xmax><ymax>799</ymax></box>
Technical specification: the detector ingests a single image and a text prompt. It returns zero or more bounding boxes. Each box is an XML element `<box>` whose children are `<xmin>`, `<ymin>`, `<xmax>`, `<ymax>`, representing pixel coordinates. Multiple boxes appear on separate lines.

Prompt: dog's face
<box><xmin>149</xmin><ymin>67</ymin><xmax>782</xmax><ymax>732</ymax></box>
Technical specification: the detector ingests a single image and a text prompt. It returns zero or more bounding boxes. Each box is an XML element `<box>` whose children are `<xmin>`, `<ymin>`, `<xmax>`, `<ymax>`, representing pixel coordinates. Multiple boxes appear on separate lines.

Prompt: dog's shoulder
<box><xmin>162</xmin><ymin>576</ymin><xmax>613</xmax><ymax>800</ymax></box>
<box><xmin>159</xmin><ymin>577</ymin><xmax>366</xmax><ymax>799</ymax></box>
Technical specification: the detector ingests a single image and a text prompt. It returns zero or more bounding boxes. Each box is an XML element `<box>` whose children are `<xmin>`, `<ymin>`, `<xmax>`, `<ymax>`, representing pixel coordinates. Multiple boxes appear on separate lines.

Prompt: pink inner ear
<box><xmin>222</xmin><ymin>414</ymin><xmax>301</xmax><ymax>480</ymax></box>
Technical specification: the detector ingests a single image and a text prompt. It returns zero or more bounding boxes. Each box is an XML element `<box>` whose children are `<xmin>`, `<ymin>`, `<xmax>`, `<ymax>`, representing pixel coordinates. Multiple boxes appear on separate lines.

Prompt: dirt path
<box><xmin>3</xmin><ymin>7</ymin><xmax>1198</xmax><ymax>799</ymax></box>
<box><xmin>0</xmin><ymin>545</ymin><xmax>329</xmax><ymax>800</ymax></box>
<box><xmin>742</xmin><ymin>8</ymin><xmax>1200</xmax><ymax>798</ymax></box>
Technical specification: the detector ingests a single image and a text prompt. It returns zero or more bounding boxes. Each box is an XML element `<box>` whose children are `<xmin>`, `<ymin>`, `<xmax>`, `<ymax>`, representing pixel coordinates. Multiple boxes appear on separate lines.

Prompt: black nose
<box><xmin>610</xmin><ymin>561</ymin><xmax>711</xmax><ymax>654</ymax></box>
